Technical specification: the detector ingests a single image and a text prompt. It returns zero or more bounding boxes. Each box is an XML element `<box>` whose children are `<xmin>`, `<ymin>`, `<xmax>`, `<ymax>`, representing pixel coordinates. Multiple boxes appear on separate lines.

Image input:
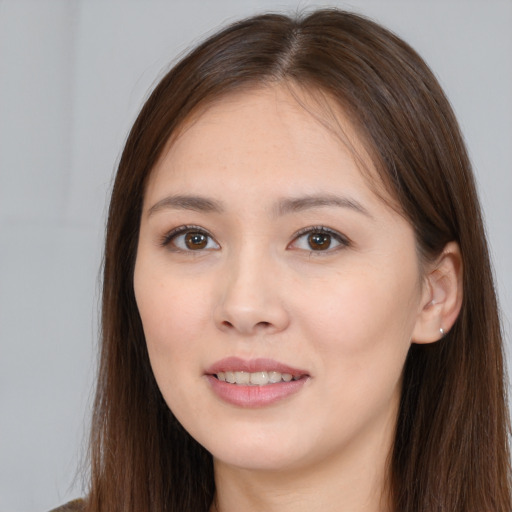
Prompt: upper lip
<box><xmin>205</xmin><ymin>357</ymin><xmax>309</xmax><ymax>377</ymax></box>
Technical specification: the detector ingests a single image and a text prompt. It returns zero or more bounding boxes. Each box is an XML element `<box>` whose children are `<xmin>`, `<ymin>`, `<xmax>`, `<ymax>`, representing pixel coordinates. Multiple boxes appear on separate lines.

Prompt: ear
<box><xmin>412</xmin><ymin>241</ymin><xmax>463</xmax><ymax>344</ymax></box>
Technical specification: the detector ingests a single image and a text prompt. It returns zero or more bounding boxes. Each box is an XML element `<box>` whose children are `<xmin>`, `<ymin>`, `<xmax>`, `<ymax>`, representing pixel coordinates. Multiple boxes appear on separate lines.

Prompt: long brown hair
<box><xmin>86</xmin><ymin>9</ymin><xmax>511</xmax><ymax>512</ymax></box>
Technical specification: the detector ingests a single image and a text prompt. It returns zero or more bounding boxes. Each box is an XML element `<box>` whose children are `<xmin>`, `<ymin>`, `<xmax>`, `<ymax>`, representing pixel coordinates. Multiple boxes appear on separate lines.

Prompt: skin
<box><xmin>134</xmin><ymin>85</ymin><xmax>460</xmax><ymax>512</ymax></box>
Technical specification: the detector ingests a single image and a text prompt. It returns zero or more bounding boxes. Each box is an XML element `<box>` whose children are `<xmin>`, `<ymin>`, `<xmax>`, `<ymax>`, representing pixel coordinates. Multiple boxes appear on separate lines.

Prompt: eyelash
<box><xmin>289</xmin><ymin>226</ymin><xmax>350</xmax><ymax>254</ymax></box>
<box><xmin>160</xmin><ymin>225</ymin><xmax>350</xmax><ymax>253</ymax></box>
<box><xmin>160</xmin><ymin>225</ymin><xmax>218</xmax><ymax>252</ymax></box>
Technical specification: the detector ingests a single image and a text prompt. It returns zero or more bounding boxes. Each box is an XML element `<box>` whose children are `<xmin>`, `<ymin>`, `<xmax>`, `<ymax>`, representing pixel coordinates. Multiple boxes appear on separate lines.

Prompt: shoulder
<box><xmin>48</xmin><ymin>498</ymin><xmax>85</xmax><ymax>512</ymax></box>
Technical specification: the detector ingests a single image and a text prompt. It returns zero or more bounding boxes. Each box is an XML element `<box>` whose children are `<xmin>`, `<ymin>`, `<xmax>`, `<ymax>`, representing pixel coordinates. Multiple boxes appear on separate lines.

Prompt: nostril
<box><xmin>220</xmin><ymin>319</ymin><xmax>272</xmax><ymax>332</ymax></box>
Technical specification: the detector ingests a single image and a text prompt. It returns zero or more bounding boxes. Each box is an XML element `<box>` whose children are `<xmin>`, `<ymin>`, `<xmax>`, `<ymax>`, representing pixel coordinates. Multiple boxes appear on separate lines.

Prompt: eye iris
<box><xmin>185</xmin><ymin>232</ymin><xmax>207</xmax><ymax>250</ymax></box>
<box><xmin>308</xmin><ymin>232</ymin><xmax>331</xmax><ymax>250</ymax></box>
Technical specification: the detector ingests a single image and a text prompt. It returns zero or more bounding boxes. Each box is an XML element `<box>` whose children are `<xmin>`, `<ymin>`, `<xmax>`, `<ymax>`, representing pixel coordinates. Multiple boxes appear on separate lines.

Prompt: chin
<box><xmin>187</xmin><ymin>422</ymin><xmax>305</xmax><ymax>471</ymax></box>
<box><xmin>212</xmin><ymin>446</ymin><xmax>305</xmax><ymax>472</ymax></box>
<box><xmin>198</xmin><ymin>423</ymin><xmax>340</xmax><ymax>474</ymax></box>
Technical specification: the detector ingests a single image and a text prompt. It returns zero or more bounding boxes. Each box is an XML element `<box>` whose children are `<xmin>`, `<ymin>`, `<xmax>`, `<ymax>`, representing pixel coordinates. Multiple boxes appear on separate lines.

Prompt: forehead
<box><xmin>145</xmin><ymin>84</ymin><xmax>387</xmax><ymax>207</ymax></box>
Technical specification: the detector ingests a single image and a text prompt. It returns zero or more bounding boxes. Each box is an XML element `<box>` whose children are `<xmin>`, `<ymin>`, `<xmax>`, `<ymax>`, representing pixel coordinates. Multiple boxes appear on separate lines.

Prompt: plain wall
<box><xmin>0</xmin><ymin>1</ymin><xmax>510</xmax><ymax>510</ymax></box>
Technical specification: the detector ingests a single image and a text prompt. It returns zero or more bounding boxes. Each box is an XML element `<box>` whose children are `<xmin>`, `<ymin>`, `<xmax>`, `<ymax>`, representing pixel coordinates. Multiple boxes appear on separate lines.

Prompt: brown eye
<box><xmin>163</xmin><ymin>226</ymin><xmax>220</xmax><ymax>252</ymax></box>
<box><xmin>308</xmin><ymin>232</ymin><xmax>332</xmax><ymax>250</ymax></box>
<box><xmin>185</xmin><ymin>232</ymin><xmax>208</xmax><ymax>250</ymax></box>
<box><xmin>289</xmin><ymin>226</ymin><xmax>348</xmax><ymax>253</ymax></box>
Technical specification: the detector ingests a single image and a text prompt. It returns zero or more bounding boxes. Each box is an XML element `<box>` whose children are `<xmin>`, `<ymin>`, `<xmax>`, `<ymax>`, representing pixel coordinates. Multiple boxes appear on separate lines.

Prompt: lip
<box><xmin>206</xmin><ymin>357</ymin><xmax>308</xmax><ymax>376</ymax></box>
<box><xmin>205</xmin><ymin>357</ymin><xmax>310</xmax><ymax>408</ymax></box>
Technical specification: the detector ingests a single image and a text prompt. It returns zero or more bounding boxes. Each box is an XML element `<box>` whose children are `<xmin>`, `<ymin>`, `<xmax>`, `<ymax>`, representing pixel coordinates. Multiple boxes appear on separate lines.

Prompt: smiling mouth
<box><xmin>215</xmin><ymin>371</ymin><xmax>304</xmax><ymax>386</ymax></box>
<box><xmin>207</xmin><ymin>358</ymin><xmax>309</xmax><ymax>406</ymax></box>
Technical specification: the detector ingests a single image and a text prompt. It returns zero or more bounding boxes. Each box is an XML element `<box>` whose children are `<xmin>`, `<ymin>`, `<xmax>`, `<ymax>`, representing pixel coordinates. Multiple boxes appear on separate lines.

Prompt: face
<box><xmin>134</xmin><ymin>86</ymin><xmax>428</xmax><ymax>475</ymax></box>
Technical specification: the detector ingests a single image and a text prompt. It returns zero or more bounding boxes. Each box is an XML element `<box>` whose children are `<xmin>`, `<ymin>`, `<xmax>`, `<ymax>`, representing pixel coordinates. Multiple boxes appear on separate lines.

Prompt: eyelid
<box><xmin>288</xmin><ymin>225</ymin><xmax>350</xmax><ymax>252</ymax></box>
<box><xmin>159</xmin><ymin>224</ymin><xmax>349</xmax><ymax>252</ymax></box>
<box><xmin>160</xmin><ymin>224</ymin><xmax>220</xmax><ymax>251</ymax></box>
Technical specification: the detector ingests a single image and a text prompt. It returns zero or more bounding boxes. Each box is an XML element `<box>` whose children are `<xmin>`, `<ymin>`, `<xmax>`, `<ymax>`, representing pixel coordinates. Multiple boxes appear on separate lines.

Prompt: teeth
<box><xmin>215</xmin><ymin>370</ymin><xmax>300</xmax><ymax>385</ymax></box>
<box><xmin>235</xmin><ymin>371</ymin><xmax>250</xmax><ymax>384</ymax></box>
<box><xmin>268</xmin><ymin>371</ymin><xmax>282</xmax><ymax>383</ymax></box>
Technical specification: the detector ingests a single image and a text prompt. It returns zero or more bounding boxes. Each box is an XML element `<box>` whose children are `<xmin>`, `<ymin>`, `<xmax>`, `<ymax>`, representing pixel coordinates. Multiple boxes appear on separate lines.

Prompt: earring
<box><xmin>440</xmin><ymin>327</ymin><xmax>446</xmax><ymax>337</ymax></box>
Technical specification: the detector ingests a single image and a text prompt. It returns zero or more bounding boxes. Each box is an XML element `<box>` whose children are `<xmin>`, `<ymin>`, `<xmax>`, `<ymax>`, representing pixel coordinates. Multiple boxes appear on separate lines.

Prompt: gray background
<box><xmin>0</xmin><ymin>1</ymin><xmax>510</xmax><ymax>510</ymax></box>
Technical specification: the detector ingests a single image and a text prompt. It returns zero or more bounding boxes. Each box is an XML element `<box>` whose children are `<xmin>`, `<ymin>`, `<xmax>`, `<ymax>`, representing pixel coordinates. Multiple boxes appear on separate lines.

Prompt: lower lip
<box><xmin>206</xmin><ymin>376</ymin><xmax>308</xmax><ymax>408</ymax></box>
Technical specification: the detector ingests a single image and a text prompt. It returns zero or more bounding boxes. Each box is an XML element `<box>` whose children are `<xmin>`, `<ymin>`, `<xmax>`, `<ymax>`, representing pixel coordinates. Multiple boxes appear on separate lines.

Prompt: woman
<box><xmin>54</xmin><ymin>8</ymin><xmax>511</xmax><ymax>512</ymax></box>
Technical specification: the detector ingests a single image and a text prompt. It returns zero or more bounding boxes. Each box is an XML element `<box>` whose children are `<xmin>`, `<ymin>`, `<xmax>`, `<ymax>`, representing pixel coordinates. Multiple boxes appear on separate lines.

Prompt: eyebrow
<box><xmin>274</xmin><ymin>194</ymin><xmax>372</xmax><ymax>218</ymax></box>
<box><xmin>147</xmin><ymin>194</ymin><xmax>224</xmax><ymax>216</ymax></box>
<box><xmin>147</xmin><ymin>193</ymin><xmax>372</xmax><ymax>218</ymax></box>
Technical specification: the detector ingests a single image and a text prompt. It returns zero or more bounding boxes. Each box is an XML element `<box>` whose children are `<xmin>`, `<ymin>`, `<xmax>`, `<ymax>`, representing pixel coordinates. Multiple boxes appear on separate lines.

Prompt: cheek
<box><xmin>296</xmin><ymin>262</ymin><xmax>421</xmax><ymax>387</ymax></box>
<box><xmin>134</xmin><ymin>270</ymin><xmax>215</xmax><ymax>423</ymax></box>
<box><xmin>305</xmin><ymin>266</ymin><xmax>418</xmax><ymax>333</ymax></box>
<box><xmin>139</xmin><ymin>287</ymin><xmax>203</xmax><ymax>345</ymax></box>
<box><xmin>133</xmin><ymin>260</ymin><xmax>212</xmax><ymax>379</ymax></box>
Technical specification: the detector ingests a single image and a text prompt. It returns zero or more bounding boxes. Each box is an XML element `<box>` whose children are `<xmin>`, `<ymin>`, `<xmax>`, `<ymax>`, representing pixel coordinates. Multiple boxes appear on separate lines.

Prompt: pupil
<box><xmin>185</xmin><ymin>232</ymin><xmax>207</xmax><ymax>249</ymax></box>
<box><xmin>308</xmin><ymin>233</ymin><xmax>331</xmax><ymax>250</ymax></box>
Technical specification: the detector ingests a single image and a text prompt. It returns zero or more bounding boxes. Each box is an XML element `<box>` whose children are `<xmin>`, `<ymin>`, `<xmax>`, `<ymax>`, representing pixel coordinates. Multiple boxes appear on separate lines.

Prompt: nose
<box><xmin>213</xmin><ymin>251</ymin><xmax>290</xmax><ymax>336</ymax></box>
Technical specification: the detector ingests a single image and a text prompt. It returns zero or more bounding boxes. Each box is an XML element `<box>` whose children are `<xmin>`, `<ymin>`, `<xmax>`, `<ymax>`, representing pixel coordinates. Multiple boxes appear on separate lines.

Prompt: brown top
<box><xmin>48</xmin><ymin>498</ymin><xmax>85</xmax><ymax>512</ymax></box>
